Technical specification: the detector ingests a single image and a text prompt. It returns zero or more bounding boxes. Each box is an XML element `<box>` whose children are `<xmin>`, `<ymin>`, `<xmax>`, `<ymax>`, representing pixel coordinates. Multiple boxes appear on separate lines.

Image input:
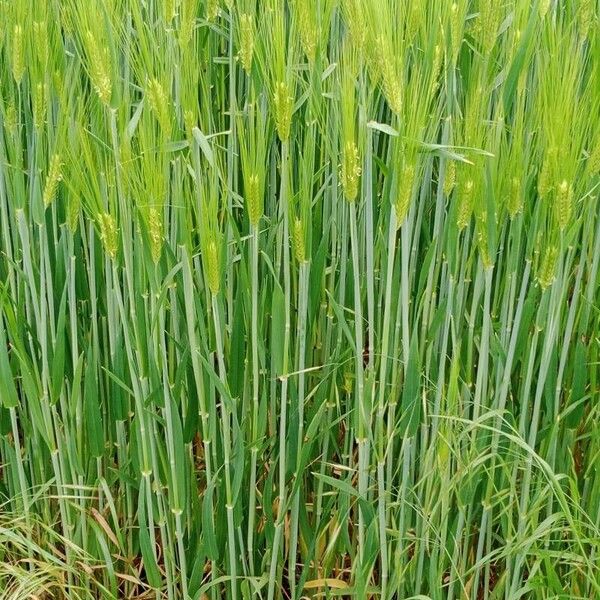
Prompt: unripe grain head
<box><xmin>450</xmin><ymin>3</ymin><xmax>463</xmax><ymax>60</ymax></box>
<box><xmin>375</xmin><ymin>35</ymin><xmax>402</xmax><ymax>115</ymax></box>
<box><xmin>179</xmin><ymin>0</ymin><xmax>196</xmax><ymax>47</ymax></box>
<box><xmin>5</xmin><ymin>101</ymin><xmax>18</xmax><ymax>134</ymax></box>
<box><xmin>296</xmin><ymin>0</ymin><xmax>317</xmax><ymax>63</ymax></box>
<box><xmin>537</xmin><ymin>147</ymin><xmax>556</xmax><ymax>200</ymax></box>
<box><xmin>43</xmin><ymin>154</ymin><xmax>63</xmax><ymax>208</ymax></box>
<box><xmin>239</xmin><ymin>14</ymin><xmax>255</xmax><ymax>74</ymax></box>
<box><xmin>340</xmin><ymin>140</ymin><xmax>361</xmax><ymax>202</ymax></box>
<box><xmin>587</xmin><ymin>141</ymin><xmax>600</xmax><ymax>175</ymax></box>
<box><xmin>293</xmin><ymin>218</ymin><xmax>306</xmax><ymax>263</ymax></box>
<box><xmin>99</xmin><ymin>212</ymin><xmax>118</xmax><ymax>259</ymax></box>
<box><xmin>12</xmin><ymin>25</ymin><xmax>25</xmax><ymax>84</ymax></box>
<box><xmin>444</xmin><ymin>161</ymin><xmax>456</xmax><ymax>197</ymax></box>
<box><xmin>539</xmin><ymin>0</ymin><xmax>551</xmax><ymax>18</ymax></box>
<box><xmin>457</xmin><ymin>178</ymin><xmax>474</xmax><ymax>230</ymax></box>
<box><xmin>33</xmin><ymin>21</ymin><xmax>48</xmax><ymax>68</ymax></box>
<box><xmin>207</xmin><ymin>0</ymin><xmax>219</xmax><ymax>21</ymax></box>
<box><xmin>578</xmin><ymin>0</ymin><xmax>594</xmax><ymax>38</ymax></box>
<box><xmin>395</xmin><ymin>162</ymin><xmax>415</xmax><ymax>226</ymax></box>
<box><xmin>555</xmin><ymin>180</ymin><xmax>573</xmax><ymax>230</ymax></box>
<box><xmin>149</xmin><ymin>207</ymin><xmax>163</xmax><ymax>263</ymax></box>
<box><xmin>537</xmin><ymin>244</ymin><xmax>558</xmax><ymax>289</ymax></box>
<box><xmin>343</xmin><ymin>0</ymin><xmax>366</xmax><ymax>52</ymax></box>
<box><xmin>507</xmin><ymin>176</ymin><xmax>523</xmax><ymax>218</ymax></box>
<box><xmin>205</xmin><ymin>239</ymin><xmax>220</xmax><ymax>295</ymax></box>
<box><xmin>86</xmin><ymin>30</ymin><xmax>112</xmax><ymax>106</ymax></box>
<box><xmin>474</xmin><ymin>2</ymin><xmax>502</xmax><ymax>54</ymax></box>
<box><xmin>33</xmin><ymin>82</ymin><xmax>48</xmax><ymax>130</ymax></box>
<box><xmin>245</xmin><ymin>173</ymin><xmax>262</xmax><ymax>227</ymax></box>
<box><xmin>273</xmin><ymin>81</ymin><xmax>293</xmax><ymax>142</ymax></box>
<box><xmin>66</xmin><ymin>197</ymin><xmax>80</xmax><ymax>233</ymax></box>
<box><xmin>146</xmin><ymin>78</ymin><xmax>172</xmax><ymax>136</ymax></box>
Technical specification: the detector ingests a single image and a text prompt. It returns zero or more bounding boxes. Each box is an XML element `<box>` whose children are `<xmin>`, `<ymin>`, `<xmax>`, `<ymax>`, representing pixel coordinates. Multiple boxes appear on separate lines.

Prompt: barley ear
<box><xmin>292</xmin><ymin>218</ymin><xmax>306</xmax><ymax>263</ymax></box>
<box><xmin>12</xmin><ymin>25</ymin><xmax>25</xmax><ymax>84</ymax></box>
<box><xmin>99</xmin><ymin>213</ymin><xmax>118</xmax><ymax>259</ymax></box>
<box><xmin>239</xmin><ymin>14</ymin><xmax>255</xmax><ymax>75</ymax></box>
<box><xmin>340</xmin><ymin>141</ymin><xmax>361</xmax><ymax>203</ymax></box>
<box><xmin>205</xmin><ymin>239</ymin><xmax>221</xmax><ymax>295</ymax></box>
<box><xmin>43</xmin><ymin>154</ymin><xmax>63</xmax><ymax>208</ymax></box>
<box><xmin>273</xmin><ymin>82</ymin><xmax>293</xmax><ymax>142</ymax></box>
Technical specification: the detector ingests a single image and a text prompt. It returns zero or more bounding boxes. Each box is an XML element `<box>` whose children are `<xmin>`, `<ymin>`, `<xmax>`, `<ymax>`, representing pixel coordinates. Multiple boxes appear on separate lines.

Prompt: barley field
<box><xmin>0</xmin><ymin>1</ymin><xmax>599</xmax><ymax>599</ymax></box>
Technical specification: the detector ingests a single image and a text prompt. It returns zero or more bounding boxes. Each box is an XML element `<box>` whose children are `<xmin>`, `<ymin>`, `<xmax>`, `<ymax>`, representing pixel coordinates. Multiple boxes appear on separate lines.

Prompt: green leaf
<box><xmin>192</xmin><ymin>127</ymin><xmax>215</xmax><ymax>168</ymax></box>
<box><xmin>137</xmin><ymin>482</ymin><xmax>162</xmax><ymax>588</ymax></box>
<box><xmin>0</xmin><ymin>323</ymin><xmax>19</xmax><ymax>409</ymax></box>
<box><xmin>367</xmin><ymin>121</ymin><xmax>398</xmax><ymax>137</ymax></box>
<box><xmin>51</xmin><ymin>283</ymin><xmax>68</xmax><ymax>402</ymax></box>
<box><xmin>84</xmin><ymin>344</ymin><xmax>104</xmax><ymax>458</ymax></box>
<box><xmin>202</xmin><ymin>477</ymin><xmax>219</xmax><ymax>560</ymax></box>
<box><xmin>312</xmin><ymin>472</ymin><xmax>357</xmax><ymax>498</ymax></box>
<box><xmin>400</xmin><ymin>335</ymin><xmax>421</xmax><ymax>437</ymax></box>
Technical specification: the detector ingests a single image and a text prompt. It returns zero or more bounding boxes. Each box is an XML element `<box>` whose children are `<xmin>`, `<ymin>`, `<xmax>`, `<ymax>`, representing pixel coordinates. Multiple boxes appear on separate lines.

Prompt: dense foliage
<box><xmin>0</xmin><ymin>1</ymin><xmax>599</xmax><ymax>598</ymax></box>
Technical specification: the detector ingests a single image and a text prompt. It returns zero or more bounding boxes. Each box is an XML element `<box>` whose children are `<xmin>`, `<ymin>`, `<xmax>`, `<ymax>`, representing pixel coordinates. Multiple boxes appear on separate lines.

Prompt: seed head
<box><xmin>293</xmin><ymin>218</ymin><xmax>306</xmax><ymax>263</ymax></box>
<box><xmin>33</xmin><ymin>82</ymin><xmax>48</xmax><ymax>130</ymax></box>
<box><xmin>457</xmin><ymin>179</ymin><xmax>474</xmax><ymax>230</ymax></box>
<box><xmin>344</xmin><ymin>0</ymin><xmax>366</xmax><ymax>51</ymax></box>
<box><xmin>405</xmin><ymin>2</ymin><xmax>421</xmax><ymax>40</ymax></box>
<box><xmin>340</xmin><ymin>140</ymin><xmax>361</xmax><ymax>202</ymax></box>
<box><xmin>205</xmin><ymin>239</ymin><xmax>220</xmax><ymax>295</ymax></box>
<box><xmin>33</xmin><ymin>21</ymin><xmax>48</xmax><ymax>67</ymax></box>
<box><xmin>146</xmin><ymin>78</ymin><xmax>171</xmax><ymax>136</ymax></box>
<box><xmin>67</xmin><ymin>196</ymin><xmax>80</xmax><ymax>233</ymax></box>
<box><xmin>430</xmin><ymin>44</ymin><xmax>443</xmax><ymax>97</ymax></box>
<box><xmin>149</xmin><ymin>207</ymin><xmax>163</xmax><ymax>263</ymax></box>
<box><xmin>207</xmin><ymin>0</ymin><xmax>219</xmax><ymax>21</ymax></box>
<box><xmin>395</xmin><ymin>162</ymin><xmax>415</xmax><ymax>226</ymax></box>
<box><xmin>184</xmin><ymin>109</ymin><xmax>196</xmax><ymax>140</ymax></box>
<box><xmin>179</xmin><ymin>0</ymin><xmax>196</xmax><ymax>47</ymax></box>
<box><xmin>273</xmin><ymin>82</ymin><xmax>293</xmax><ymax>142</ymax></box>
<box><xmin>43</xmin><ymin>154</ymin><xmax>63</xmax><ymax>208</ymax></box>
<box><xmin>164</xmin><ymin>0</ymin><xmax>176</xmax><ymax>23</ymax></box>
<box><xmin>5</xmin><ymin>101</ymin><xmax>18</xmax><ymax>133</ymax></box>
<box><xmin>587</xmin><ymin>142</ymin><xmax>600</xmax><ymax>175</ymax></box>
<box><xmin>245</xmin><ymin>173</ymin><xmax>262</xmax><ymax>227</ymax></box>
<box><xmin>474</xmin><ymin>3</ymin><xmax>502</xmax><ymax>54</ymax></box>
<box><xmin>343</xmin><ymin>370</ymin><xmax>353</xmax><ymax>395</ymax></box>
<box><xmin>444</xmin><ymin>161</ymin><xmax>456</xmax><ymax>196</ymax></box>
<box><xmin>476</xmin><ymin>227</ymin><xmax>493</xmax><ymax>270</ymax></box>
<box><xmin>99</xmin><ymin>213</ymin><xmax>118</xmax><ymax>258</ymax></box>
<box><xmin>296</xmin><ymin>0</ymin><xmax>317</xmax><ymax>63</ymax></box>
<box><xmin>12</xmin><ymin>25</ymin><xmax>25</xmax><ymax>84</ymax></box>
<box><xmin>375</xmin><ymin>35</ymin><xmax>402</xmax><ymax>114</ymax></box>
<box><xmin>239</xmin><ymin>14</ymin><xmax>255</xmax><ymax>74</ymax></box>
<box><xmin>537</xmin><ymin>147</ymin><xmax>555</xmax><ymax>200</ymax></box>
<box><xmin>537</xmin><ymin>245</ymin><xmax>558</xmax><ymax>289</ymax></box>
<box><xmin>0</xmin><ymin>3</ymin><xmax>6</xmax><ymax>47</ymax></box>
<box><xmin>450</xmin><ymin>3</ymin><xmax>462</xmax><ymax>60</ymax></box>
<box><xmin>507</xmin><ymin>176</ymin><xmax>523</xmax><ymax>217</ymax></box>
<box><xmin>86</xmin><ymin>30</ymin><xmax>112</xmax><ymax>105</ymax></box>
<box><xmin>555</xmin><ymin>180</ymin><xmax>573</xmax><ymax>230</ymax></box>
<box><xmin>539</xmin><ymin>0</ymin><xmax>551</xmax><ymax>18</ymax></box>
<box><xmin>578</xmin><ymin>0</ymin><xmax>593</xmax><ymax>38</ymax></box>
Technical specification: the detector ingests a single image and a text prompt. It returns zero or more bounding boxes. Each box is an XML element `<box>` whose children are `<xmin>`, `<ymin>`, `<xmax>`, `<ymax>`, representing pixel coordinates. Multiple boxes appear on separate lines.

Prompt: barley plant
<box><xmin>1</xmin><ymin>0</ymin><xmax>599</xmax><ymax>598</ymax></box>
